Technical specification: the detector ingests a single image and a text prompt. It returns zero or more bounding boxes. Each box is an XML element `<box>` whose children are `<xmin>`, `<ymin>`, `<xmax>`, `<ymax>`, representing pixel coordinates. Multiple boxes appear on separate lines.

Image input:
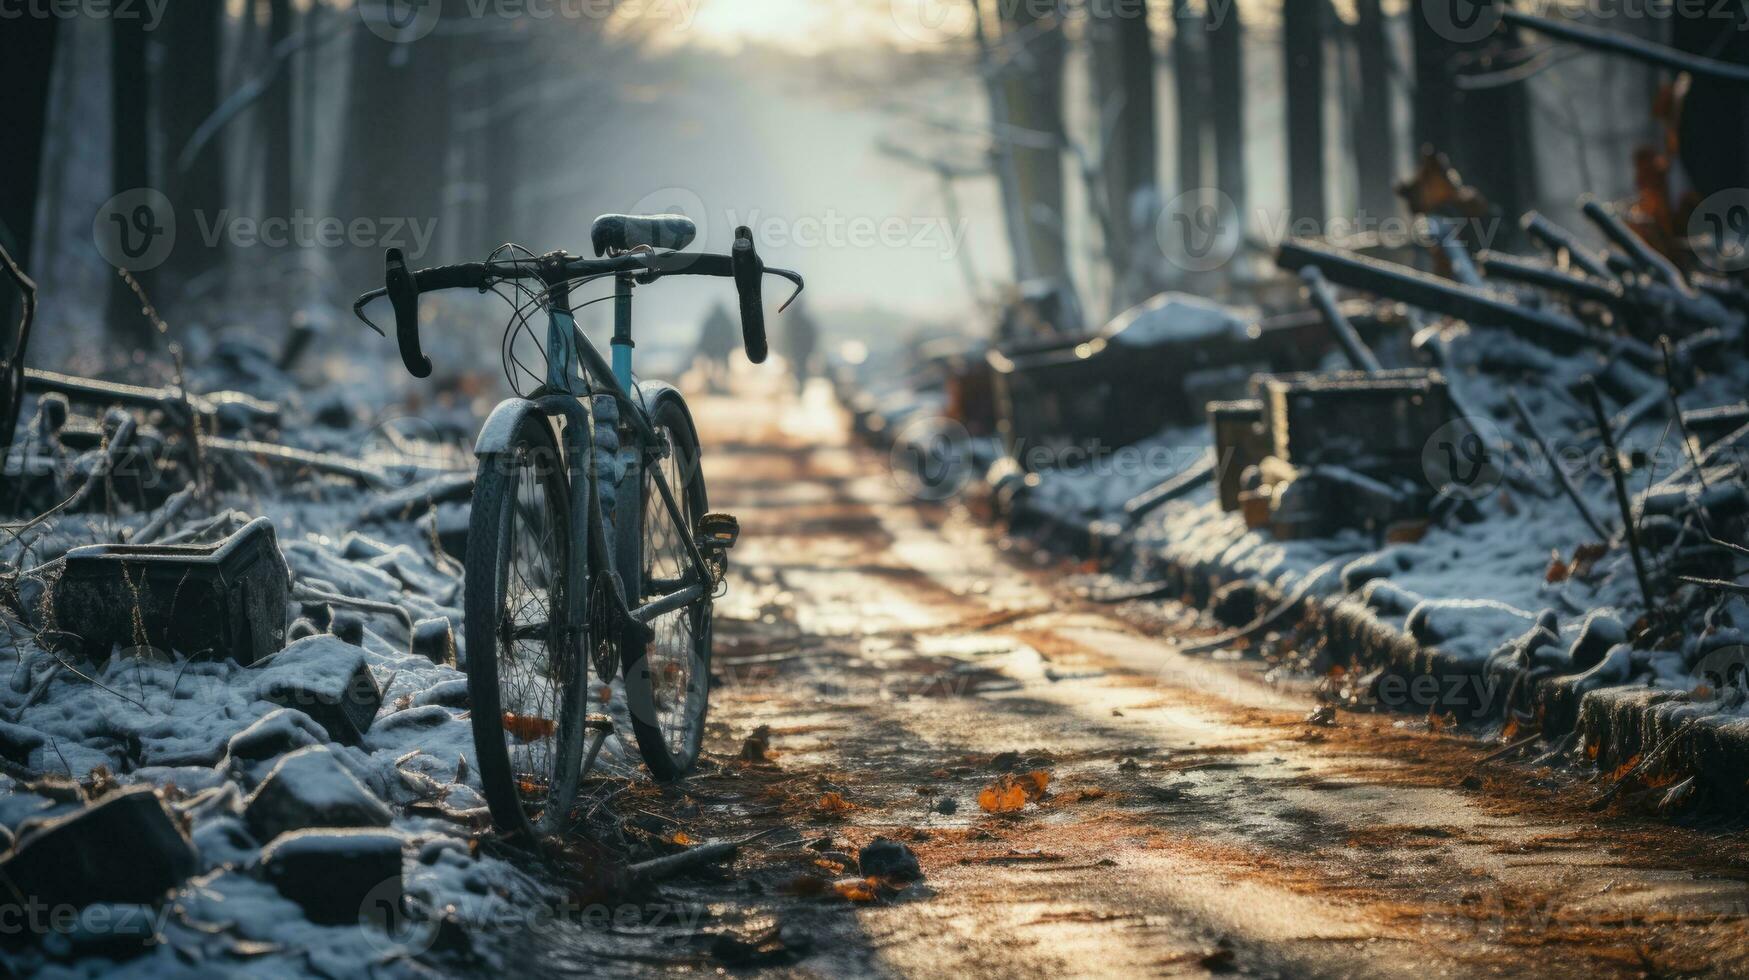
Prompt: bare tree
<box><xmin>1170</xmin><ymin>0</ymin><xmax>1205</xmax><ymax>194</ymax></box>
<box><xmin>1352</xmin><ymin>0</ymin><xmax>1397</xmax><ymax>219</ymax></box>
<box><xmin>1088</xmin><ymin>0</ymin><xmax>1159</xmax><ymax>309</ymax></box>
<box><xmin>1284</xmin><ymin>0</ymin><xmax>1329</xmax><ymax>226</ymax></box>
<box><xmin>1411</xmin><ymin>5</ymin><xmax>1536</xmax><ymax>220</ymax></box>
<box><xmin>990</xmin><ymin>0</ymin><xmax>1072</xmax><ymax>295</ymax></box>
<box><xmin>1206</xmin><ymin>0</ymin><xmax>1247</xmax><ymax>223</ymax></box>
<box><xmin>161</xmin><ymin>3</ymin><xmax>228</xmax><ymax>302</ymax></box>
<box><xmin>108</xmin><ymin>16</ymin><xmax>158</xmax><ymax>347</ymax></box>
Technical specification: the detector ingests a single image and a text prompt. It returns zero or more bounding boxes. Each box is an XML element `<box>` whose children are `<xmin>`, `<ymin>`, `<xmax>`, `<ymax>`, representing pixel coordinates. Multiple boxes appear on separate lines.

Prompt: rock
<box><xmin>43</xmin><ymin>904</ymin><xmax>162</xmax><ymax>961</ymax></box>
<box><xmin>933</xmin><ymin>797</ymin><xmax>958</xmax><ymax>815</ymax></box>
<box><xmin>1210</xmin><ymin>581</ymin><xmax>1259</xmax><ymax>628</ymax></box>
<box><xmin>286</xmin><ymin>619</ymin><xmax>321</xmax><ymax>642</ymax></box>
<box><xmin>1569</xmin><ymin>611</ymin><xmax>1628</xmax><ymax>673</ymax></box>
<box><xmin>413</xmin><ymin>679</ymin><xmax>470</xmax><ymax>709</ymax></box>
<box><xmin>410</xmin><ymin>618</ymin><xmax>456</xmax><ymax>667</ymax></box>
<box><xmin>253</xmin><ymin>636</ymin><xmax>383</xmax><ymax>745</ymax></box>
<box><xmin>190</xmin><ymin>817</ymin><xmax>258</xmax><ymax>873</ymax></box>
<box><xmin>300</xmin><ymin>602</ymin><xmax>333</xmax><ymax>630</ymax></box>
<box><xmin>224</xmin><ymin>708</ymin><xmax>329</xmax><ymax>777</ymax></box>
<box><xmin>0</xmin><ymin>720</ymin><xmax>45</xmax><ymax>769</ymax></box>
<box><xmin>242</xmin><ymin>745</ymin><xmax>393</xmax><ymax>843</ymax></box>
<box><xmin>257</xmin><ymin>829</ymin><xmax>404</xmax><ymax>926</ymax></box>
<box><xmin>0</xmin><ymin>786</ymin><xmax>196</xmax><ymax>910</ymax></box>
<box><xmin>857</xmin><ymin>837</ymin><xmax>922</xmax><ymax>882</ymax></box>
<box><xmin>331</xmin><ymin>611</ymin><xmax>366</xmax><ymax>647</ymax></box>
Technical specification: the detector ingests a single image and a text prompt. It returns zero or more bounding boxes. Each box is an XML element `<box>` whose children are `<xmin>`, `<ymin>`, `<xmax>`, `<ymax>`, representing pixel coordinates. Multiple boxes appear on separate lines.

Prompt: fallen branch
<box><xmin>1585</xmin><ymin>381</ymin><xmax>1657</xmax><ymax>615</ymax></box>
<box><xmin>1505</xmin><ymin>391</ymin><xmax>1612</xmax><ymax>542</ymax></box>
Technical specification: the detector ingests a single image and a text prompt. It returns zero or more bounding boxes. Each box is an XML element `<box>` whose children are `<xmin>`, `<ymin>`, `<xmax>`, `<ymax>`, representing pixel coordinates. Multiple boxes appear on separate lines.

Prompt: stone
<box><xmin>0</xmin><ymin>786</ymin><xmax>196</xmax><ymax>910</ymax></box>
<box><xmin>410</xmin><ymin>618</ymin><xmax>456</xmax><ymax>667</ymax></box>
<box><xmin>256</xmin><ymin>829</ymin><xmax>404</xmax><ymax>926</ymax></box>
<box><xmin>224</xmin><ymin>708</ymin><xmax>329</xmax><ymax>783</ymax></box>
<box><xmin>252</xmin><ymin>636</ymin><xmax>383</xmax><ymax>745</ymax></box>
<box><xmin>1569</xmin><ymin>611</ymin><xmax>1628</xmax><ymax>673</ymax></box>
<box><xmin>242</xmin><ymin>745</ymin><xmax>393</xmax><ymax>843</ymax></box>
<box><xmin>857</xmin><ymin>837</ymin><xmax>922</xmax><ymax>882</ymax></box>
<box><xmin>331</xmin><ymin>611</ymin><xmax>366</xmax><ymax>647</ymax></box>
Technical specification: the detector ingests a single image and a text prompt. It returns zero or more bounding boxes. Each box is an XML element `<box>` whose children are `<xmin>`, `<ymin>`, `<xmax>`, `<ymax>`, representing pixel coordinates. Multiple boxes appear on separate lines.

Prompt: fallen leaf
<box><xmin>1608</xmin><ymin>753</ymin><xmax>1643</xmax><ymax>782</ymax></box>
<box><xmin>1545</xmin><ymin>551</ymin><xmax>1570</xmax><ymax>584</ymax></box>
<box><xmin>816</xmin><ymin>791</ymin><xmax>857</xmax><ymax>816</ymax></box>
<box><xmin>833</xmin><ymin>877</ymin><xmax>881</xmax><ymax>902</ymax></box>
<box><xmin>668</xmin><ymin>831</ymin><xmax>694</xmax><ymax>846</ymax></box>
<box><xmin>502</xmin><ymin>712</ymin><xmax>556</xmax><ymax>742</ymax></box>
<box><xmin>978</xmin><ymin>778</ymin><xmax>1029</xmax><ymax>814</ymax></box>
<box><xmin>1022</xmin><ymin>770</ymin><xmax>1051</xmax><ymax>799</ymax></box>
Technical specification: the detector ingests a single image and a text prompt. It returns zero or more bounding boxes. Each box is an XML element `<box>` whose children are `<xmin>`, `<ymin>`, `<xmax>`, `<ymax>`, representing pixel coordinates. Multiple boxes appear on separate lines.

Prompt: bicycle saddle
<box><xmin>590</xmin><ymin>213</ymin><xmax>698</xmax><ymax>256</ymax></box>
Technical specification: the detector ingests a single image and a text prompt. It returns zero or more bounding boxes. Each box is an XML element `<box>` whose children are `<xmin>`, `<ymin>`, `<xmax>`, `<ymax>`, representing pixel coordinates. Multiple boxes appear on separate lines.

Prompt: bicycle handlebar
<box><xmin>353</xmin><ymin>244</ymin><xmax>803</xmax><ymax>378</ymax></box>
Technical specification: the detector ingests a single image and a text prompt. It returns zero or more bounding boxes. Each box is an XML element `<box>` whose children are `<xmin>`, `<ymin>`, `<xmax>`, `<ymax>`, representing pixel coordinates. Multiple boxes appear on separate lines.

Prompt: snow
<box><xmin>1102</xmin><ymin>292</ymin><xmax>1254</xmax><ymax>349</ymax></box>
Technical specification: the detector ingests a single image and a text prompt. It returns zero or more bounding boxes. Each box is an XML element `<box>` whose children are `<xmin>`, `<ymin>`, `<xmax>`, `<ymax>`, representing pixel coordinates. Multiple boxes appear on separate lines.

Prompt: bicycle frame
<box><xmin>531</xmin><ymin>274</ymin><xmax>714</xmax><ymax>649</ymax></box>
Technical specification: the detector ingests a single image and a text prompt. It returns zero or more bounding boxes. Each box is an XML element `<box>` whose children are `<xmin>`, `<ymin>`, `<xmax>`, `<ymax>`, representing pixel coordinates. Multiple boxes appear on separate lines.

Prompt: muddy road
<box><xmin>513</xmin><ymin>383</ymin><xmax>1749</xmax><ymax>978</ymax></box>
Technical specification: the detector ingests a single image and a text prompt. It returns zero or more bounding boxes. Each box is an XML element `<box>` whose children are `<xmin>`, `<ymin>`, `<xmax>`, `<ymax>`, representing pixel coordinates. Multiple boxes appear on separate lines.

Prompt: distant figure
<box><xmin>780</xmin><ymin>300</ymin><xmax>819</xmax><ymax>394</ymax></box>
<box><xmin>693</xmin><ymin>302</ymin><xmax>738</xmax><ymax>393</ymax></box>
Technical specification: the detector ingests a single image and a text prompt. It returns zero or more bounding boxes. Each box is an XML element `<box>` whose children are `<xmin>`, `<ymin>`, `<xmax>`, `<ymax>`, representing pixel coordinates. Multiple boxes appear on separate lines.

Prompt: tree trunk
<box><xmin>1206</xmin><ymin>0</ymin><xmax>1247</xmax><ymax>223</ymax></box>
<box><xmin>1411</xmin><ymin>9</ymin><xmax>1536</xmax><ymax>221</ymax></box>
<box><xmin>0</xmin><ymin>18</ymin><xmax>58</xmax><ymax>274</ymax></box>
<box><xmin>996</xmin><ymin>1</ymin><xmax>1072</xmax><ymax>294</ymax></box>
<box><xmin>160</xmin><ymin>2</ymin><xmax>227</xmax><ymax>304</ymax></box>
<box><xmin>340</xmin><ymin>12</ymin><xmax>453</xmax><ymax>280</ymax></box>
<box><xmin>1283</xmin><ymin>0</ymin><xmax>1328</xmax><ymax>226</ymax></box>
<box><xmin>1352</xmin><ymin>0</ymin><xmax>1396</xmax><ymax>220</ymax></box>
<box><xmin>1170</xmin><ymin>0</ymin><xmax>1205</xmax><ymax>194</ymax></box>
<box><xmin>108</xmin><ymin>16</ymin><xmax>158</xmax><ymax>348</ymax></box>
<box><xmin>263</xmin><ymin>0</ymin><xmax>295</xmax><ymax>222</ymax></box>
<box><xmin>1088</xmin><ymin>0</ymin><xmax>1158</xmax><ymax>308</ymax></box>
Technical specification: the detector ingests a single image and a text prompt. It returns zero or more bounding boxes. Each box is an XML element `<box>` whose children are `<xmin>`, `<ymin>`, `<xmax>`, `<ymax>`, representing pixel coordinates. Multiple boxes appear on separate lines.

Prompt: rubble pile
<box><xmin>0</xmin><ymin>333</ymin><xmax>551</xmax><ymax>972</ymax></box>
<box><xmin>858</xmin><ymin>187</ymin><xmax>1749</xmax><ymax>814</ymax></box>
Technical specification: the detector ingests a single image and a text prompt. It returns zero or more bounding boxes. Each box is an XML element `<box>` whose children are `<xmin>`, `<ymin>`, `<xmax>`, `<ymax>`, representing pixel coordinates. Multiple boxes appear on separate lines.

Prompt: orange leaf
<box><xmin>1545</xmin><ymin>551</ymin><xmax>1570</xmax><ymax>584</ymax></box>
<box><xmin>502</xmin><ymin>712</ymin><xmax>557</xmax><ymax>742</ymax></box>
<box><xmin>833</xmin><ymin>877</ymin><xmax>881</xmax><ymax>902</ymax></box>
<box><xmin>668</xmin><ymin>831</ymin><xmax>693</xmax><ymax>846</ymax></box>
<box><xmin>977</xmin><ymin>777</ymin><xmax>1030</xmax><ymax>813</ymax></box>
<box><xmin>816</xmin><ymin>791</ymin><xmax>857</xmax><ymax>815</ymax></box>
<box><xmin>1022</xmin><ymin>770</ymin><xmax>1051</xmax><ymax>800</ymax></box>
<box><xmin>1609</xmin><ymin>753</ymin><xmax>1643</xmax><ymax>782</ymax></box>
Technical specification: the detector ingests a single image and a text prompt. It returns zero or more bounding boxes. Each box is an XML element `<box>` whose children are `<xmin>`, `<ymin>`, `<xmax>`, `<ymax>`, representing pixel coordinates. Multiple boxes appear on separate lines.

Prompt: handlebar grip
<box><xmin>385</xmin><ymin>248</ymin><xmax>431</xmax><ymax>379</ymax></box>
<box><xmin>730</xmin><ymin>226</ymin><xmax>768</xmax><ymax>364</ymax></box>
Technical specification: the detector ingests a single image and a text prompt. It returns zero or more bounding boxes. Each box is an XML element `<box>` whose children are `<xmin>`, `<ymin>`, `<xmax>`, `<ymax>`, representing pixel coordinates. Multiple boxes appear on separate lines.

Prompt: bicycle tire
<box><xmin>464</xmin><ymin>412</ymin><xmax>588</xmax><ymax>842</ymax></box>
<box><xmin>622</xmin><ymin>395</ymin><xmax>712</xmax><ymax>781</ymax></box>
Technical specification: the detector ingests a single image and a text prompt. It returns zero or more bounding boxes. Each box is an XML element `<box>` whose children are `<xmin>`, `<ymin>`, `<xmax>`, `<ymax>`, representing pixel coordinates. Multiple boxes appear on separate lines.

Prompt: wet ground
<box><xmin>507</xmin><ymin>381</ymin><xmax>1749</xmax><ymax>978</ymax></box>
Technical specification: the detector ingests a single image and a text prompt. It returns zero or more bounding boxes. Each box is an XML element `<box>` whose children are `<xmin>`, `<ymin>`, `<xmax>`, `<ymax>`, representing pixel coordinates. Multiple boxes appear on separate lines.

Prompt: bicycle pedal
<box><xmin>696</xmin><ymin>512</ymin><xmax>740</xmax><ymax>552</ymax></box>
<box><xmin>585</xmin><ymin>714</ymin><xmax>616</xmax><ymax>733</ymax></box>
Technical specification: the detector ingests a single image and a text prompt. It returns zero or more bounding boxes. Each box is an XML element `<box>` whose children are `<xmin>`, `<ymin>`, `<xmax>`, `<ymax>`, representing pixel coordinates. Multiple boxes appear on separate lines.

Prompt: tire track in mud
<box><xmin>518</xmin><ymin>386</ymin><xmax>1749</xmax><ymax>978</ymax></box>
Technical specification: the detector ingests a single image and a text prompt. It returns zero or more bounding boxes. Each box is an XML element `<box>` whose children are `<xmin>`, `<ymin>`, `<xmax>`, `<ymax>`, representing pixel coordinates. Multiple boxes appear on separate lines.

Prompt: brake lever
<box><xmin>352</xmin><ymin>288</ymin><xmax>389</xmax><ymax>337</ymax></box>
<box><xmin>768</xmin><ymin>268</ymin><xmax>805</xmax><ymax>313</ymax></box>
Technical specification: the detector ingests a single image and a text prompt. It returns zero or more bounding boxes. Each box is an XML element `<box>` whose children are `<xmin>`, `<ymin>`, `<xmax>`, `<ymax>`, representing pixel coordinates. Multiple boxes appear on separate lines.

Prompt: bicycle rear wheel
<box><xmin>622</xmin><ymin>396</ymin><xmax>712</xmax><ymax>781</ymax></box>
<box><xmin>464</xmin><ymin>413</ymin><xmax>587</xmax><ymax>841</ymax></box>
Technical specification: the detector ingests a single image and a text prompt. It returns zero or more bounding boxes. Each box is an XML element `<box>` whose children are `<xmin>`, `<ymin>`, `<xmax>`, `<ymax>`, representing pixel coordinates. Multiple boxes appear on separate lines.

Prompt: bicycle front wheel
<box><xmin>622</xmin><ymin>395</ymin><xmax>712</xmax><ymax>781</ymax></box>
<box><xmin>464</xmin><ymin>412</ymin><xmax>587</xmax><ymax>842</ymax></box>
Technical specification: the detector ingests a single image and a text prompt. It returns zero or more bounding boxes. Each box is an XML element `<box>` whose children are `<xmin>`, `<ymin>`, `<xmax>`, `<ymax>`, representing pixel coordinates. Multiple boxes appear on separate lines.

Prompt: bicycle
<box><xmin>354</xmin><ymin>214</ymin><xmax>802</xmax><ymax>843</ymax></box>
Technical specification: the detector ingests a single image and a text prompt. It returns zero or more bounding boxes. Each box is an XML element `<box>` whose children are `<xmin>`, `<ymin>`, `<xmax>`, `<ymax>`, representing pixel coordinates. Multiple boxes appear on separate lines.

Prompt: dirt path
<box><xmin>511</xmin><ymin>382</ymin><xmax>1749</xmax><ymax>978</ymax></box>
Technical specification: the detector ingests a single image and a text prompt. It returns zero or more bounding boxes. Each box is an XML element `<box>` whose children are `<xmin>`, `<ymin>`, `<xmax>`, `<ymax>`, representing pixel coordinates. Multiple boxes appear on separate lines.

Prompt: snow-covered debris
<box><xmin>0</xmin><ymin>785</ymin><xmax>196</xmax><ymax>909</ymax></box>
<box><xmin>242</xmin><ymin>745</ymin><xmax>394</xmax><ymax>842</ymax></box>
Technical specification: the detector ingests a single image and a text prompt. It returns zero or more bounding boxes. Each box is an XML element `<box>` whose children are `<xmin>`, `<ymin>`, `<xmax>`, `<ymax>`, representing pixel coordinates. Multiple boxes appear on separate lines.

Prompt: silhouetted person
<box><xmin>693</xmin><ymin>302</ymin><xmax>738</xmax><ymax>393</ymax></box>
<box><xmin>781</xmin><ymin>300</ymin><xmax>818</xmax><ymax>394</ymax></box>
